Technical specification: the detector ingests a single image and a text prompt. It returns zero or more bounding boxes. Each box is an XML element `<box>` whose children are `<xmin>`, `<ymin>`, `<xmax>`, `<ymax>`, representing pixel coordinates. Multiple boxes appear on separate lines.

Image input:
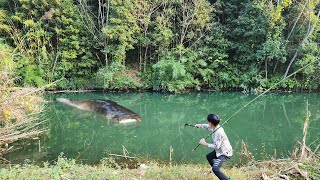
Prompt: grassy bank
<box><xmin>0</xmin><ymin>156</ymin><xmax>319</xmax><ymax>179</ymax></box>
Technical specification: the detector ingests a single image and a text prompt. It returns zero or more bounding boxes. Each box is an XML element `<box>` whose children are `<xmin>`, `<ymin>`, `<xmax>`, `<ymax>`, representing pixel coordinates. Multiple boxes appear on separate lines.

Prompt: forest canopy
<box><xmin>0</xmin><ymin>0</ymin><xmax>320</xmax><ymax>92</ymax></box>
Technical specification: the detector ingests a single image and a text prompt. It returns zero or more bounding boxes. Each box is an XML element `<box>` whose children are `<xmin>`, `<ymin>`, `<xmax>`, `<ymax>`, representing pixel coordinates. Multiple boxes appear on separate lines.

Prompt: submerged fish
<box><xmin>56</xmin><ymin>98</ymin><xmax>141</xmax><ymax>123</ymax></box>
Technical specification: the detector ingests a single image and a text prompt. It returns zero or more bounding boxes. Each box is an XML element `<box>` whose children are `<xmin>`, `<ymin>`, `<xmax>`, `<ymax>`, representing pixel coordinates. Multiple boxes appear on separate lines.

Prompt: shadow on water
<box><xmin>4</xmin><ymin>92</ymin><xmax>320</xmax><ymax>165</ymax></box>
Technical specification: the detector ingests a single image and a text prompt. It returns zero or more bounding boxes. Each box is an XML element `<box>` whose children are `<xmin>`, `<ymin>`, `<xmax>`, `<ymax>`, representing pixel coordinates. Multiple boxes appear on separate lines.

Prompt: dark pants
<box><xmin>206</xmin><ymin>151</ymin><xmax>230</xmax><ymax>180</ymax></box>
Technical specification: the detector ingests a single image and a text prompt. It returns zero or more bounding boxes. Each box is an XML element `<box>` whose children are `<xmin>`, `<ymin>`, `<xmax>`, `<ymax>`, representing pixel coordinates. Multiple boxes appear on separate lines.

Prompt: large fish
<box><xmin>56</xmin><ymin>98</ymin><xmax>141</xmax><ymax>123</ymax></box>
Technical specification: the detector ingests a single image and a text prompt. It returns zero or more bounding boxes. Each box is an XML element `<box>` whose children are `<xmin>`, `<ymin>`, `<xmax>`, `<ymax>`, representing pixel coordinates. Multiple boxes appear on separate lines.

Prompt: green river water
<box><xmin>5</xmin><ymin>92</ymin><xmax>320</xmax><ymax>165</ymax></box>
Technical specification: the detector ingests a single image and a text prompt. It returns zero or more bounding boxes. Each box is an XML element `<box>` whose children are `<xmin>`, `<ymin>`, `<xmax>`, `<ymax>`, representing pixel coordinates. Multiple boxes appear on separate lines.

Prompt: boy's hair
<box><xmin>207</xmin><ymin>113</ymin><xmax>220</xmax><ymax>126</ymax></box>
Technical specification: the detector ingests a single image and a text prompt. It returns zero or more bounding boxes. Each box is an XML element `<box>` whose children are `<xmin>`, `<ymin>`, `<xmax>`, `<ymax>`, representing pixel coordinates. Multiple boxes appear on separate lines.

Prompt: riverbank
<box><xmin>0</xmin><ymin>157</ymin><xmax>319</xmax><ymax>179</ymax></box>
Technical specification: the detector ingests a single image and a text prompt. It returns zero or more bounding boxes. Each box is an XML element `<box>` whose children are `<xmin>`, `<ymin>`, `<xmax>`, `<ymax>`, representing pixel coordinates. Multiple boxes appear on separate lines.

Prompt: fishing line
<box><xmin>183</xmin><ymin>123</ymin><xmax>198</xmax><ymax>141</ymax></box>
<box><xmin>192</xmin><ymin>59</ymin><xmax>318</xmax><ymax>151</ymax></box>
<box><xmin>76</xmin><ymin>130</ymin><xmax>96</xmax><ymax>161</ymax></box>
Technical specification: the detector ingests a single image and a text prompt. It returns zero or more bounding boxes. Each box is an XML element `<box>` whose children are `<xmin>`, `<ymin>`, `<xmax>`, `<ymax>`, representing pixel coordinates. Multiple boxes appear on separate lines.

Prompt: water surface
<box><xmin>5</xmin><ymin>92</ymin><xmax>320</xmax><ymax>165</ymax></box>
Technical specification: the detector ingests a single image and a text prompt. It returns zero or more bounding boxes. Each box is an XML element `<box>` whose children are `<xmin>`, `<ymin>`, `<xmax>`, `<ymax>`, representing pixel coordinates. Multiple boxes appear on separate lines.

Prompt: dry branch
<box><xmin>239</xmin><ymin>140</ymin><xmax>254</xmax><ymax>164</ymax></box>
<box><xmin>0</xmin><ymin>72</ymin><xmax>49</xmax><ymax>156</ymax></box>
<box><xmin>257</xmin><ymin>104</ymin><xmax>318</xmax><ymax>179</ymax></box>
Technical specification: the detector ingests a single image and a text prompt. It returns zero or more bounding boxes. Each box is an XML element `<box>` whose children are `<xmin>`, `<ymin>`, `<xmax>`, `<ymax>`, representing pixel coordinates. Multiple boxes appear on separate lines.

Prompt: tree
<box><xmin>0</xmin><ymin>0</ymin><xmax>100</xmax><ymax>87</ymax></box>
<box><xmin>102</xmin><ymin>0</ymin><xmax>141</xmax><ymax>66</ymax></box>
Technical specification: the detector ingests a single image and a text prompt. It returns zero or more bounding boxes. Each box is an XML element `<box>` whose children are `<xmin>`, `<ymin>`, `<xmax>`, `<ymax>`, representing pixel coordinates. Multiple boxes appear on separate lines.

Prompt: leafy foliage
<box><xmin>152</xmin><ymin>59</ymin><xmax>195</xmax><ymax>92</ymax></box>
<box><xmin>95</xmin><ymin>61</ymin><xmax>140</xmax><ymax>90</ymax></box>
<box><xmin>0</xmin><ymin>0</ymin><xmax>320</xmax><ymax>92</ymax></box>
<box><xmin>102</xmin><ymin>0</ymin><xmax>141</xmax><ymax>64</ymax></box>
<box><xmin>1</xmin><ymin>0</ymin><xmax>99</xmax><ymax>87</ymax></box>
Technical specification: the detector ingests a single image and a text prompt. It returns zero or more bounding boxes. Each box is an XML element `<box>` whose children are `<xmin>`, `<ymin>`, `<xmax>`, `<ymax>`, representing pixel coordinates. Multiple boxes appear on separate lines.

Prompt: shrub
<box><xmin>94</xmin><ymin>61</ymin><xmax>141</xmax><ymax>90</ymax></box>
<box><xmin>151</xmin><ymin>60</ymin><xmax>195</xmax><ymax>92</ymax></box>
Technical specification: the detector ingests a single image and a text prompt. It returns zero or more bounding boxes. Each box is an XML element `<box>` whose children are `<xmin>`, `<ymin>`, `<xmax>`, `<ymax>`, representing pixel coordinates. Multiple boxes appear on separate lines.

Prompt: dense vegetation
<box><xmin>0</xmin><ymin>0</ymin><xmax>320</xmax><ymax>92</ymax></box>
<box><xmin>0</xmin><ymin>30</ymin><xmax>46</xmax><ymax>155</ymax></box>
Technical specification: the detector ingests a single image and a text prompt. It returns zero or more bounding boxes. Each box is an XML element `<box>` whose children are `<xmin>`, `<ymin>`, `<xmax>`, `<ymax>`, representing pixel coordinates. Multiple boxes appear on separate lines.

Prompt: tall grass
<box><xmin>239</xmin><ymin>104</ymin><xmax>320</xmax><ymax>179</ymax></box>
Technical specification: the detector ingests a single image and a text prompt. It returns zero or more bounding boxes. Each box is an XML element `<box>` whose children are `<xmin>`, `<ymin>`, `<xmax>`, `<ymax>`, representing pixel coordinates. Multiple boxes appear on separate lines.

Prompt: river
<box><xmin>4</xmin><ymin>92</ymin><xmax>320</xmax><ymax>165</ymax></box>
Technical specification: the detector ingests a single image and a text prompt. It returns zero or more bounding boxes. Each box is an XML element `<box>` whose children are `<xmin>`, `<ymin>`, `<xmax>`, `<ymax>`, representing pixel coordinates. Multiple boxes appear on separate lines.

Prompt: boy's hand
<box><xmin>199</xmin><ymin>138</ymin><xmax>208</xmax><ymax>146</ymax></box>
<box><xmin>195</xmin><ymin>124</ymin><xmax>201</xmax><ymax>128</ymax></box>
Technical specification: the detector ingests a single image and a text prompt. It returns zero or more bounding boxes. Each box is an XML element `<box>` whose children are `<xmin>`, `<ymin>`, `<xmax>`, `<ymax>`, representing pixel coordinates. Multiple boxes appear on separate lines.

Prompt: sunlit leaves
<box><xmin>0</xmin><ymin>11</ymin><xmax>10</xmax><ymax>32</ymax></box>
<box><xmin>0</xmin><ymin>41</ymin><xmax>13</xmax><ymax>71</ymax></box>
<box><xmin>23</xmin><ymin>19</ymin><xmax>35</xmax><ymax>27</ymax></box>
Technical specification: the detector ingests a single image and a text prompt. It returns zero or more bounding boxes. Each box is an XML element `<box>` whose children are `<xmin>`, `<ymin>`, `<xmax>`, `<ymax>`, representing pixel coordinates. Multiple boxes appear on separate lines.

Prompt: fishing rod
<box><xmin>192</xmin><ymin>60</ymin><xmax>317</xmax><ymax>151</ymax></box>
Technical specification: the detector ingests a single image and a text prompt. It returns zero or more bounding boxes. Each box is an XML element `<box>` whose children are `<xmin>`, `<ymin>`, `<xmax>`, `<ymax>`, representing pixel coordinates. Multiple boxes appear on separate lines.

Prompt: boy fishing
<box><xmin>195</xmin><ymin>113</ymin><xmax>232</xmax><ymax>180</ymax></box>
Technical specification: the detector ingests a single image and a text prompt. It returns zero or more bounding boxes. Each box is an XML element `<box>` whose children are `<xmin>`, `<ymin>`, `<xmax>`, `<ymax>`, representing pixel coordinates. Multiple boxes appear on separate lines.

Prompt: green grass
<box><xmin>0</xmin><ymin>157</ymin><xmax>251</xmax><ymax>180</ymax></box>
<box><xmin>0</xmin><ymin>157</ymin><xmax>318</xmax><ymax>179</ymax></box>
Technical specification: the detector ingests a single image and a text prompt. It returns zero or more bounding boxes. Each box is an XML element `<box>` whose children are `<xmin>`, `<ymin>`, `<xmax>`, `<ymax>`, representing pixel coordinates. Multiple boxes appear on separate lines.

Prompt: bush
<box><xmin>94</xmin><ymin>61</ymin><xmax>141</xmax><ymax>90</ymax></box>
<box><xmin>151</xmin><ymin>60</ymin><xmax>195</xmax><ymax>92</ymax></box>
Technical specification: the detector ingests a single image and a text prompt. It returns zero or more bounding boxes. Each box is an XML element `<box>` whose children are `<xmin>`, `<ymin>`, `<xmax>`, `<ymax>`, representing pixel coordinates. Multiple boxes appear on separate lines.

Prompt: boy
<box><xmin>195</xmin><ymin>113</ymin><xmax>232</xmax><ymax>180</ymax></box>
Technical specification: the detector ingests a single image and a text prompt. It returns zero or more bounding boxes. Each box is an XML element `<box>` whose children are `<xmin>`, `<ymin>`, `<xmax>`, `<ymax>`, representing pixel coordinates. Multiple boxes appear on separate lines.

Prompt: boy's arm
<box><xmin>208</xmin><ymin>133</ymin><xmax>223</xmax><ymax>149</ymax></box>
<box><xmin>195</xmin><ymin>124</ymin><xmax>209</xmax><ymax>129</ymax></box>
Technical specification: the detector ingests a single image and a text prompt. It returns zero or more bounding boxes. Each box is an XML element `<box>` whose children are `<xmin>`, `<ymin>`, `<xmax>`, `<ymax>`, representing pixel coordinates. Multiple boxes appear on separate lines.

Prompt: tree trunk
<box><xmin>286</xmin><ymin>0</ymin><xmax>308</xmax><ymax>41</ymax></box>
<box><xmin>284</xmin><ymin>9</ymin><xmax>320</xmax><ymax>77</ymax></box>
